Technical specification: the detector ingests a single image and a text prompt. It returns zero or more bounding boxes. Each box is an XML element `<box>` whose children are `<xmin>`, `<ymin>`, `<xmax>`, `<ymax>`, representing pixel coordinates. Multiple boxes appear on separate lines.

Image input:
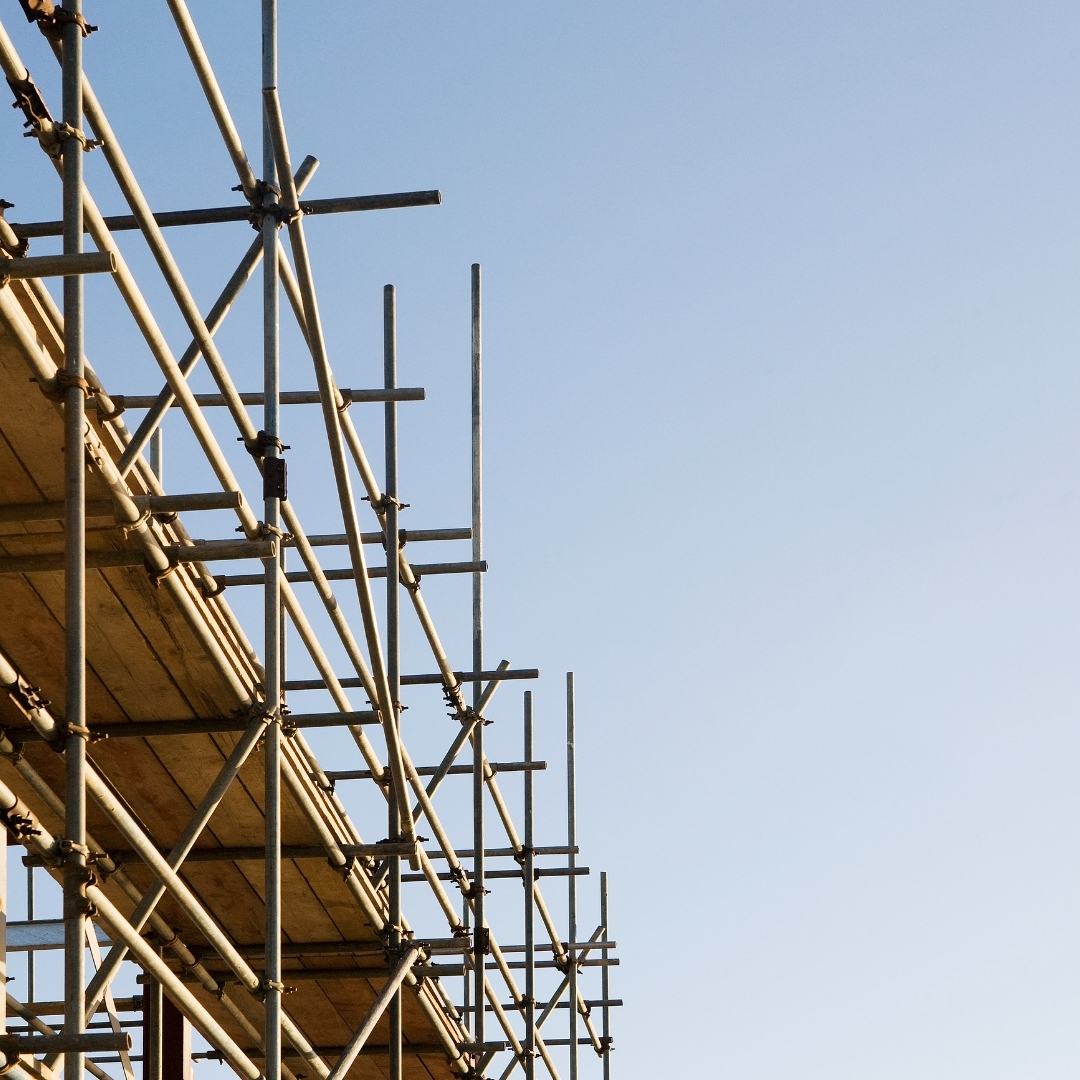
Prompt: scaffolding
<box><xmin>0</xmin><ymin>4</ymin><xmax>619</xmax><ymax>1080</ymax></box>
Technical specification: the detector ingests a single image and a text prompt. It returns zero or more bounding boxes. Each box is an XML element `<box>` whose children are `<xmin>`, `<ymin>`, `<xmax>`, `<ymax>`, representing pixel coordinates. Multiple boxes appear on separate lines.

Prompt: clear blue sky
<box><xmin>5</xmin><ymin>3</ymin><xmax>1080</xmax><ymax>1077</ymax></box>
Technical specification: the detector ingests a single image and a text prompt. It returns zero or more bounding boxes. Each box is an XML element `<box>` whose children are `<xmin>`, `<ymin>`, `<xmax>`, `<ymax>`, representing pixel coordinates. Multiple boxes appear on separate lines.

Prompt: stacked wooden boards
<box><xmin>0</xmin><ymin>276</ymin><xmax>465</xmax><ymax>1080</ymax></box>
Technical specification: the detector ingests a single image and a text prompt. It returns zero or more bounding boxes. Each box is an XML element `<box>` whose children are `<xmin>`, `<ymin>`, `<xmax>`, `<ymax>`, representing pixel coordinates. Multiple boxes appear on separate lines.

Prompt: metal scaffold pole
<box><xmin>262</xmin><ymin>2</ymin><xmax>284</xmax><ymax>1078</ymax></box>
<box><xmin>471</xmin><ymin>262</ymin><xmax>487</xmax><ymax>1059</ymax></box>
<box><xmin>524</xmin><ymin>692</ymin><xmax>536</xmax><ymax>1080</ymax></box>
<box><xmin>600</xmin><ymin>872</ymin><xmax>611</xmax><ymax>1080</ymax></box>
<box><xmin>566</xmin><ymin>673</ymin><xmax>578</xmax><ymax>1080</ymax></box>
<box><xmin>61</xmin><ymin>3</ymin><xmax>88</xmax><ymax>1079</ymax></box>
<box><xmin>385</xmin><ymin>283</ymin><xmax>404</xmax><ymax>1080</ymax></box>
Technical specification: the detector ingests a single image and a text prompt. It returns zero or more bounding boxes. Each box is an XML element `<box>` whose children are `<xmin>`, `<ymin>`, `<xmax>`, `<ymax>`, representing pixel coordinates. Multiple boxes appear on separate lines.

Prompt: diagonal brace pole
<box><xmin>415</xmin><ymin>660</ymin><xmax>508</xmax><ymax>819</ymax></box>
<box><xmin>326</xmin><ymin>946</ymin><xmax>421</xmax><ymax>1080</ymax></box>
<box><xmin>496</xmin><ymin>926</ymin><xmax>607</xmax><ymax>1080</ymax></box>
<box><xmin>262</xmin><ymin>86</ymin><xmax>417</xmax><ymax>865</ymax></box>
<box><xmin>118</xmin><ymin>156</ymin><xmax>319</xmax><ymax>475</ymax></box>
<box><xmin>66</xmin><ymin>712</ymin><xmax>272</xmax><ymax>1041</ymax></box>
<box><xmin>83</xmin><ymin>920</ymin><xmax>135</xmax><ymax>1080</ymax></box>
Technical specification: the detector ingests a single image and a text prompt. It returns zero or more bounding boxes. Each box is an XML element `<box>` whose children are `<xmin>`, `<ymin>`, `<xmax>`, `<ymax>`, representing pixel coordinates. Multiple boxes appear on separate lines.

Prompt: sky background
<box><xmin>4</xmin><ymin>2</ymin><xmax>1080</xmax><ymax>1078</ymax></box>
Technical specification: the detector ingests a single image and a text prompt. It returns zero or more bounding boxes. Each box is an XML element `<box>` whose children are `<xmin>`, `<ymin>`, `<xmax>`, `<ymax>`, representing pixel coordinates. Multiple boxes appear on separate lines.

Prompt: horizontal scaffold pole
<box><xmin>188</xmin><ymin>938</ymin><xmax>470</xmax><ymax>963</ymax></box>
<box><xmin>1</xmin><ymin>251</ymin><xmax>116</xmax><ymax>279</ymax></box>
<box><xmin>401</xmin><ymin>867</ymin><xmax>589</xmax><ymax>884</ymax></box>
<box><xmin>284</xmin><ymin>667</ymin><xmax>538</xmax><ymax>692</ymax></box>
<box><xmin>100</xmin><ymin>387</ymin><xmax>425</xmax><ymax>410</ymax></box>
<box><xmin>0</xmin><ymin>539</ymin><xmax>276</xmax><ymax>574</ymax></box>
<box><xmin>325</xmin><ymin>760</ymin><xmax>546</xmax><ymax>782</ymax></box>
<box><xmin>0</xmin><ymin>1033</ymin><xmax>132</xmax><ymax>1054</ymax></box>
<box><xmin>0</xmin><ymin>491</ymin><xmax>242</xmax><ymax>523</ymax></box>
<box><xmin>213</xmin><ymin>559</ymin><xmax>485</xmax><ymax>588</ymax></box>
<box><xmin>11</xmin><ymin>712</ymin><xmax>377</xmax><ymax>742</ymax></box>
<box><xmin>294</xmin><ymin>527</ymin><xmax>471</xmax><ymax>548</ymax></box>
<box><xmin>8</xmin><ymin>190</ymin><xmax>442</xmax><ymax>238</ymax></box>
<box><xmin>91</xmin><ymin>843</ymin><xmax>565</xmax><ymax>864</ymax></box>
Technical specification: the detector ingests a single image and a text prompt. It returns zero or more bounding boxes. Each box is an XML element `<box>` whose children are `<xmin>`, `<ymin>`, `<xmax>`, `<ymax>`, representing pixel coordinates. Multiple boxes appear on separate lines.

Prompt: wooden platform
<box><xmin>0</xmin><ymin>277</ymin><xmax>465</xmax><ymax>1080</ymax></box>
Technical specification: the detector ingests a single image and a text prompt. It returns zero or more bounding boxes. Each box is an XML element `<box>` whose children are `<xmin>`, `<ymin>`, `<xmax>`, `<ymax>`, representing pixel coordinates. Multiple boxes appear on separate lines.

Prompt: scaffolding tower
<box><xmin>0</xmin><ymin>3</ymin><xmax>619</xmax><ymax>1080</ymax></box>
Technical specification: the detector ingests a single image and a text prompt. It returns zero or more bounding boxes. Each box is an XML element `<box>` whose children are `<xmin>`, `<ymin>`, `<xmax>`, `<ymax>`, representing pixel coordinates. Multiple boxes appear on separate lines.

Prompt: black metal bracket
<box><xmin>473</xmin><ymin>926</ymin><xmax>491</xmax><ymax>955</ymax></box>
<box><xmin>263</xmin><ymin>455</ymin><xmax>287</xmax><ymax>501</ymax></box>
<box><xmin>2</xmin><ymin>810</ymin><xmax>39</xmax><ymax>843</ymax></box>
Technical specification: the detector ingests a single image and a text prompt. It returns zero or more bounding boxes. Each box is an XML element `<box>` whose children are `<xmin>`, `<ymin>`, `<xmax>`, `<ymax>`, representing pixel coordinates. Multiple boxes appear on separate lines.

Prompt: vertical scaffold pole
<box><xmin>600</xmin><ymin>871</ymin><xmax>611</xmax><ymax>1080</ymax></box>
<box><xmin>566</xmin><ymin>672</ymin><xmax>578</xmax><ymax>1080</ymax></box>
<box><xmin>144</xmin><ymin>948</ymin><xmax>163</xmax><ymax>1080</ymax></box>
<box><xmin>25</xmin><ymin>863</ymin><xmax>33</xmax><ymax>1004</ymax></box>
<box><xmin>61</xmin><ymin>3</ymin><xmax>88</xmax><ymax>1078</ymax></box>
<box><xmin>523</xmin><ymin>692</ymin><xmax>536</xmax><ymax>1080</ymax></box>
<box><xmin>462</xmin><ymin>894</ymin><xmax>471</xmax><ymax>1028</ymax></box>
<box><xmin>0</xmin><ymin>827</ymin><xmax>6</xmax><ymax>1035</ymax></box>
<box><xmin>384</xmin><ymin>283</ymin><xmax>403</xmax><ymax>1080</ymax></box>
<box><xmin>262</xmin><ymin>2</ymin><xmax>284</xmax><ymax>1078</ymax></box>
<box><xmin>471</xmin><ymin>262</ymin><xmax>486</xmax><ymax>1053</ymax></box>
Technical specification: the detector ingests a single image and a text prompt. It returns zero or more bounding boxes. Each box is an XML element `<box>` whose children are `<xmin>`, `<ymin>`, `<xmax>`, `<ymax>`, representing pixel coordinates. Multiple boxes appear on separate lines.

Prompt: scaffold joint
<box><xmin>38</xmin><ymin>369</ymin><xmax>97</xmax><ymax>402</ymax></box>
<box><xmin>240</xmin><ymin>429</ymin><xmax>289</xmax><ymax>460</ymax></box>
<box><xmin>8</xmin><ymin>678</ymin><xmax>50</xmax><ymax>716</ymax></box>
<box><xmin>197</xmin><ymin>576</ymin><xmax>227</xmax><ymax>599</ymax></box>
<box><xmin>35</xmin><ymin>120</ymin><xmax>103</xmax><ymax>159</ymax></box>
<box><xmin>240</xmin><ymin>178</ymin><xmax>299</xmax><ymax>230</ymax></box>
<box><xmin>20</xmin><ymin>1</ymin><xmax>98</xmax><ymax>40</ymax></box>
<box><xmin>281</xmin><ymin>709</ymin><xmax>299</xmax><ymax>739</ymax></box>
<box><xmin>2</xmin><ymin>810</ymin><xmax>39</xmax><ymax>843</ymax></box>
<box><xmin>144</xmin><ymin>558</ymin><xmax>179</xmax><ymax>588</ymax></box>
<box><xmin>0</xmin><ymin>730</ymin><xmax>24</xmax><ymax>763</ymax></box>
<box><xmin>6</xmin><ymin>72</ymin><xmax>51</xmax><ymax>134</ymax></box>
<box><xmin>335</xmin><ymin>852</ymin><xmax>358</xmax><ymax>880</ymax></box>
<box><xmin>364</xmin><ymin>493</ymin><xmax>410</xmax><ymax>513</ymax></box>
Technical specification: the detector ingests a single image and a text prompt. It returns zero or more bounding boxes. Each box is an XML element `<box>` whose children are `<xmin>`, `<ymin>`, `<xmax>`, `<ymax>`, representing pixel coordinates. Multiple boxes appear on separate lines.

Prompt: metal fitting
<box><xmin>2</xmin><ymin>811</ymin><xmax>39</xmax><ymax>843</ymax></box>
<box><xmin>41</xmin><ymin>369</ymin><xmax>97</xmax><ymax>402</ymax></box>
<box><xmin>239</xmin><ymin>429</ymin><xmax>289</xmax><ymax>460</ymax></box>
<box><xmin>20</xmin><ymin>1</ymin><xmax>98</xmax><ymax>40</ymax></box>
<box><xmin>33</xmin><ymin>119</ymin><xmax>102</xmax><ymax>159</ymax></box>
<box><xmin>197</xmin><ymin>577</ymin><xmax>227</xmax><ymax>599</ymax></box>
<box><xmin>7</xmin><ymin>71</ymin><xmax>52</xmax><ymax>134</ymax></box>
<box><xmin>364</xmin><ymin>493</ymin><xmax>409</xmax><ymax>513</ymax></box>
<box><xmin>144</xmin><ymin>558</ymin><xmax>179</xmax><ymax>588</ymax></box>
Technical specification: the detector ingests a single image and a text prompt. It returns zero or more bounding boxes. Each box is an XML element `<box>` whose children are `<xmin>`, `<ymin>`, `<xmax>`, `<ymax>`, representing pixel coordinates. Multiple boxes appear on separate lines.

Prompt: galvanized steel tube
<box><xmin>471</xmin><ymin>262</ymin><xmax>486</xmax><ymax>1053</ymax></box>
<box><xmin>566</xmin><ymin>673</ymin><xmax>579</xmax><ymax>1080</ymax></box>
<box><xmin>263</xmin><ymin>87</ymin><xmax>417</xmax><ymax>858</ymax></box>
<box><xmin>384</xmin><ymin>284</ymin><xmax>404</xmax><ymax>1080</ymax></box>
<box><xmin>600</xmin><ymin>872</ymin><xmax>611</xmax><ymax>1080</ymax></box>
<box><xmin>326</xmin><ymin>946</ymin><xmax>420</xmax><ymax>1080</ymax></box>
<box><xmin>60</xmin><ymin>8</ymin><xmax>88</xmax><ymax>1080</ymax></box>
<box><xmin>262</xmin><ymin>4</ymin><xmax>284</xmax><ymax>1078</ymax></box>
<box><xmin>525</xmin><ymin>692</ymin><xmax>537</xmax><ymax>1080</ymax></box>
